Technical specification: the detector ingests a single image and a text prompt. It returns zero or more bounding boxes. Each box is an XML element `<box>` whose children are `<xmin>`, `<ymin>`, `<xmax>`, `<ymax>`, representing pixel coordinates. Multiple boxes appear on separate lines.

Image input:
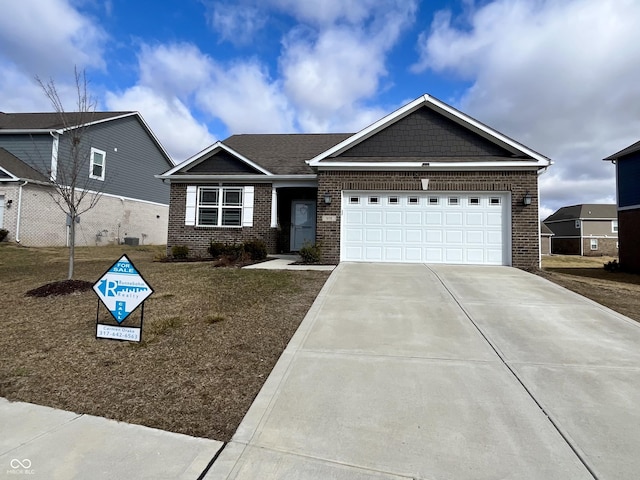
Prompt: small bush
<box><xmin>171</xmin><ymin>245</ymin><xmax>189</xmax><ymax>259</ymax></box>
<box><xmin>243</xmin><ymin>239</ymin><xmax>268</xmax><ymax>260</ymax></box>
<box><xmin>299</xmin><ymin>241</ymin><xmax>322</xmax><ymax>264</ymax></box>
<box><xmin>208</xmin><ymin>241</ymin><xmax>226</xmax><ymax>258</ymax></box>
<box><xmin>0</xmin><ymin>229</ymin><xmax>8</xmax><ymax>242</ymax></box>
<box><xmin>604</xmin><ymin>259</ymin><xmax>620</xmax><ymax>272</ymax></box>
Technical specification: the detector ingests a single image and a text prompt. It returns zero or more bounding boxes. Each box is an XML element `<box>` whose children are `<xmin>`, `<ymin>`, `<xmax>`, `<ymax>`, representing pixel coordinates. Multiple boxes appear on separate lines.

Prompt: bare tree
<box><xmin>36</xmin><ymin>68</ymin><xmax>103</xmax><ymax>279</ymax></box>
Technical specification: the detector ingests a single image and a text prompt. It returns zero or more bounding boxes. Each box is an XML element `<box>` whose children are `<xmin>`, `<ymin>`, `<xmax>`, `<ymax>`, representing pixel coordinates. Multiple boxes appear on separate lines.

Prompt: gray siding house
<box><xmin>160</xmin><ymin>94</ymin><xmax>551</xmax><ymax>269</ymax></box>
<box><xmin>543</xmin><ymin>204</ymin><xmax>618</xmax><ymax>256</ymax></box>
<box><xmin>0</xmin><ymin>112</ymin><xmax>173</xmax><ymax>246</ymax></box>
<box><xmin>604</xmin><ymin>141</ymin><xmax>640</xmax><ymax>272</ymax></box>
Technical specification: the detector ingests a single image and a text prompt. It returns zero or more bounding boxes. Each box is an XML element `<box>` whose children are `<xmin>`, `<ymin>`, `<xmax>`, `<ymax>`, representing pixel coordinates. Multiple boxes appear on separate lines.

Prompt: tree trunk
<box><xmin>68</xmin><ymin>216</ymin><xmax>75</xmax><ymax>280</ymax></box>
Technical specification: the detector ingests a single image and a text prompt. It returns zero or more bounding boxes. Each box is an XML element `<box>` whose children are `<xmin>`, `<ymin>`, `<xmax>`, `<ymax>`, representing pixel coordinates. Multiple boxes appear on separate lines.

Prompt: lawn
<box><xmin>540</xmin><ymin>255</ymin><xmax>640</xmax><ymax>322</ymax></box>
<box><xmin>0</xmin><ymin>244</ymin><xmax>330</xmax><ymax>441</ymax></box>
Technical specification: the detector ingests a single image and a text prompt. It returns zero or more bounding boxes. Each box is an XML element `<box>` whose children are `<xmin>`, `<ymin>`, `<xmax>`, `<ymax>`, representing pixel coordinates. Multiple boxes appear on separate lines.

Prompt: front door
<box><xmin>290</xmin><ymin>200</ymin><xmax>316</xmax><ymax>251</ymax></box>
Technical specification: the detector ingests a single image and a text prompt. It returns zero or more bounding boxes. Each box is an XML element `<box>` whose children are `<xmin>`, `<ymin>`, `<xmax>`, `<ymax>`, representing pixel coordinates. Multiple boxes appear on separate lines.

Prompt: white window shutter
<box><xmin>185</xmin><ymin>186</ymin><xmax>197</xmax><ymax>226</ymax></box>
<box><xmin>243</xmin><ymin>186</ymin><xmax>254</xmax><ymax>227</ymax></box>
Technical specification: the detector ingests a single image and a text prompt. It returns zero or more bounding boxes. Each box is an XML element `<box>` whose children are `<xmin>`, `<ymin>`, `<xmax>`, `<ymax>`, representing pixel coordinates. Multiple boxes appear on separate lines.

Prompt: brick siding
<box><xmin>316</xmin><ymin>170</ymin><xmax>540</xmax><ymax>269</ymax></box>
<box><xmin>167</xmin><ymin>183</ymin><xmax>277</xmax><ymax>258</ymax></box>
<box><xmin>582</xmin><ymin>237</ymin><xmax>618</xmax><ymax>257</ymax></box>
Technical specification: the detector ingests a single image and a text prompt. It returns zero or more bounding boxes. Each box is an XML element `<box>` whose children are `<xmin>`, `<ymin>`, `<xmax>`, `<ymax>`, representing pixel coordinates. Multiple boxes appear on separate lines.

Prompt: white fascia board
<box><xmin>313</xmin><ymin>161</ymin><xmax>543</xmax><ymax>170</ymax></box>
<box><xmin>161</xmin><ymin>141</ymin><xmax>273</xmax><ymax>176</ymax></box>
<box><xmin>59</xmin><ymin>112</ymin><xmax>138</xmax><ymax>131</ymax></box>
<box><xmin>307</xmin><ymin>93</ymin><xmax>552</xmax><ymax>167</ymax></box>
<box><xmin>0</xmin><ymin>129</ymin><xmax>63</xmax><ymax>134</ymax></box>
<box><xmin>0</xmin><ymin>166</ymin><xmax>18</xmax><ymax>179</ymax></box>
<box><xmin>307</xmin><ymin>97</ymin><xmax>424</xmax><ymax>165</ymax></box>
<box><xmin>424</xmin><ymin>95</ymin><xmax>552</xmax><ymax>166</ymax></box>
<box><xmin>156</xmin><ymin>174</ymin><xmax>317</xmax><ymax>182</ymax></box>
<box><xmin>619</xmin><ymin>204</ymin><xmax>640</xmax><ymax>211</ymax></box>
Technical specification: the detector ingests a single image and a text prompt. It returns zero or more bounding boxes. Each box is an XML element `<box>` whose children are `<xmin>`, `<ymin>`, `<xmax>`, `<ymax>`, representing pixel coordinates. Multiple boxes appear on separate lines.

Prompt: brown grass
<box><xmin>0</xmin><ymin>244</ymin><xmax>330</xmax><ymax>441</ymax></box>
<box><xmin>540</xmin><ymin>255</ymin><xmax>640</xmax><ymax>322</ymax></box>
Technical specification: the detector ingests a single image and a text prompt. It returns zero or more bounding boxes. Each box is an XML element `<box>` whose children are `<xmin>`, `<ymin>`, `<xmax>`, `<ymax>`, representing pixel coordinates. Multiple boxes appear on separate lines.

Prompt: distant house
<box><xmin>159</xmin><ymin>94</ymin><xmax>550</xmax><ymax>268</ymax></box>
<box><xmin>0</xmin><ymin>112</ymin><xmax>173</xmax><ymax>247</ymax></box>
<box><xmin>543</xmin><ymin>204</ymin><xmax>618</xmax><ymax>256</ymax></box>
<box><xmin>540</xmin><ymin>222</ymin><xmax>553</xmax><ymax>255</ymax></box>
<box><xmin>604</xmin><ymin>141</ymin><xmax>640</xmax><ymax>272</ymax></box>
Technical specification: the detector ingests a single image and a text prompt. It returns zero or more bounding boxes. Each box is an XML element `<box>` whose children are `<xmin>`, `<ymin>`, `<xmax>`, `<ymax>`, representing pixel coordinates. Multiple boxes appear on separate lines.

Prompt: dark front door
<box><xmin>290</xmin><ymin>200</ymin><xmax>316</xmax><ymax>251</ymax></box>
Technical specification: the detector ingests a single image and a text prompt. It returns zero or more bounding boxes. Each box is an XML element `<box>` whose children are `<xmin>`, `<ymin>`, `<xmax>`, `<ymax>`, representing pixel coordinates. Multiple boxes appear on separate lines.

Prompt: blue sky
<box><xmin>2</xmin><ymin>0</ymin><xmax>639</xmax><ymax>219</ymax></box>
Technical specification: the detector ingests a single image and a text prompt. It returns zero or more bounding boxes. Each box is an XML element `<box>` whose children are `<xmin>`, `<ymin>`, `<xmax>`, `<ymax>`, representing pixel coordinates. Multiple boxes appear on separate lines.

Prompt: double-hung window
<box><xmin>197</xmin><ymin>187</ymin><xmax>243</xmax><ymax>227</ymax></box>
<box><xmin>89</xmin><ymin>147</ymin><xmax>106</xmax><ymax>181</ymax></box>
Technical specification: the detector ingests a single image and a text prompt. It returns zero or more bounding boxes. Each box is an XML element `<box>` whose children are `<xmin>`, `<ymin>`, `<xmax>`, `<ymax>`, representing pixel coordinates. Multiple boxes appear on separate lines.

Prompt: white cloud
<box><xmin>105</xmin><ymin>86</ymin><xmax>214</xmax><ymax>162</ymax></box>
<box><xmin>0</xmin><ymin>0</ymin><xmax>107</xmax><ymax>77</ymax></box>
<box><xmin>280</xmin><ymin>1</ymin><xmax>417</xmax><ymax>131</ymax></box>
<box><xmin>197</xmin><ymin>60</ymin><xmax>295</xmax><ymax>134</ymax></box>
<box><xmin>413</xmin><ymin>0</ymin><xmax>640</xmax><ymax>215</ymax></box>
<box><xmin>207</xmin><ymin>3</ymin><xmax>266</xmax><ymax>46</ymax></box>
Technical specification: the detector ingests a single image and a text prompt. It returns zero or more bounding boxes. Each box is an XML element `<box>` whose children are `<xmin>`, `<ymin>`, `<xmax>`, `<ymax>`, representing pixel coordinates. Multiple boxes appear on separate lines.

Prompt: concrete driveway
<box><xmin>208</xmin><ymin>263</ymin><xmax>640</xmax><ymax>480</ymax></box>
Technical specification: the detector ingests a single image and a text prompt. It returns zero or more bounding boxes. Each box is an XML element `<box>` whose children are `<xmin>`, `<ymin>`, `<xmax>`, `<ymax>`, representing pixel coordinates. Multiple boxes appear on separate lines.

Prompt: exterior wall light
<box><xmin>522</xmin><ymin>192</ymin><xmax>532</xmax><ymax>206</ymax></box>
<box><xmin>6</xmin><ymin>199</ymin><xmax>12</xmax><ymax>208</ymax></box>
<box><xmin>324</xmin><ymin>192</ymin><xmax>332</xmax><ymax>205</ymax></box>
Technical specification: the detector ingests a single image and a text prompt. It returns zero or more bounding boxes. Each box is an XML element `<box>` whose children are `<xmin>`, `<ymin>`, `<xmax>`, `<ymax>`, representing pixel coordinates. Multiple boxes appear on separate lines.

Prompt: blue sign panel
<box><xmin>93</xmin><ymin>255</ymin><xmax>153</xmax><ymax>324</ymax></box>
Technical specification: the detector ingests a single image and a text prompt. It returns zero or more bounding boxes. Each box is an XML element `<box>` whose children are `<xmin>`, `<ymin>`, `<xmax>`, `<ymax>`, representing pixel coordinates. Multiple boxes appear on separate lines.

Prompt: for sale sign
<box><xmin>93</xmin><ymin>254</ymin><xmax>153</xmax><ymax>342</ymax></box>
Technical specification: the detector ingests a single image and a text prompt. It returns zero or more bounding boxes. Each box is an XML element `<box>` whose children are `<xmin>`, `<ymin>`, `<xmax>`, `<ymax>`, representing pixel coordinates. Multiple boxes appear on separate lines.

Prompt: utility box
<box><xmin>123</xmin><ymin>237</ymin><xmax>139</xmax><ymax>246</ymax></box>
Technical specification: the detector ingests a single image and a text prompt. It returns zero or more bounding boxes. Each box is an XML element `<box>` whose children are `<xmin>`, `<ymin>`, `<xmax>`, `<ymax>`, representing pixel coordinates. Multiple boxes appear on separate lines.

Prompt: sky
<box><xmin>1</xmin><ymin>0</ymin><xmax>639</xmax><ymax>220</ymax></box>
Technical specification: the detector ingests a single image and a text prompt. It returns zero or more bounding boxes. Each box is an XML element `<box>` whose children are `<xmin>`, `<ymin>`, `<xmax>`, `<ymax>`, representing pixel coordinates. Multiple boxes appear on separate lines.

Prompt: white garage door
<box><xmin>341</xmin><ymin>191</ymin><xmax>510</xmax><ymax>265</ymax></box>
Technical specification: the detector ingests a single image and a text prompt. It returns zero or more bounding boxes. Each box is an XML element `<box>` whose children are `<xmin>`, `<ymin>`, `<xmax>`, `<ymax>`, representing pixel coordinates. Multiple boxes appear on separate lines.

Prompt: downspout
<box><xmin>50</xmin><ymin>130</ymin><xmax>60</xmax><ymax>181</ymax></box>
<box><xmin>579</xmin><ymin>218</ymin><xmax>584</xmax><ymax>256</ymax></box>
<box><xmin>15</xmin><ymin>180</ymin><xmax>28</xmax><ymax>243</ymax></box>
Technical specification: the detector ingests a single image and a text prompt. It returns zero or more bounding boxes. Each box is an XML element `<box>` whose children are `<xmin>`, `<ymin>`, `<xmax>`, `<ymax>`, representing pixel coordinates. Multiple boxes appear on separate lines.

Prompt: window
<box><xmin>388</xmin><ymin>196</ymin><xmax>399</xmax><ymax>204</ymax></box>
<box><xmin>197</xmin><ymin>187</ymin><xmax>243</xmax><ymax>227</ymax></box>
<box><xmin>469</xmin><ymin>197</ymin><xmax>480</xmax><ymax>205</ymax></box>
<box><xmin>490</xmin><ymin>197</ymin><xmax>501</xmax><ymax>205</ymax></box>
<box><xmin>590</xmin><ymin>238</ymin><xmax>598</xmax><ymax>250</ymax></box>
<box><xmin>448</xmin><ymin>197</ymin><xmax>459</xmax><ymax>205</ymax></box>
<box><xmin>349</xmin><ymin>196</ymin><xmax>360</xmax><ymax>204</ymax></box>
<box><xmin>89</xmin><ymin>147</ymin><xmax>106</xmax><ymax>181</ymax></box>
<box><xmin>428</xmin><ymin>197</ymin><xmax>439</xmax><ymax>205</ymax></box>
<box><xmin>408</xmin><ymin>196</ymin><xmax>419</xmax><ymax>205</ymax></box>
<box><xmin>612</xmin><ymin>220</ymin><xmax>618</xmax><ymax>233</ymax></box>
<box><xmin>368</xmin><ymin>196</ymin><xmax>379</xmax><ymax>204</ymax></box>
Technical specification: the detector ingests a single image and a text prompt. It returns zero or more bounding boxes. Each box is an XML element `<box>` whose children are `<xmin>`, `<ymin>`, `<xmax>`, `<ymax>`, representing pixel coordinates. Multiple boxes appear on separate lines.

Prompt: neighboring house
<box><xmin>604</xmin><ymin>141</ymin><xmax>640</xmax><ymax>272</ymax></box>
<box><xmin>540</xmin><ymin>222</ymin><xmax>553</xmax><ymax>256</ymax></box>
<box><xmin>543</xmin><ymin>204</ymin><xmax>618</xmax><ymax>256</ymax></box>
<box><xmin>159</xmin><ymin>94</ymin><xmax>551</xmax><ymax>268</ymax></box>
<box><xmin>0</xmin><ymin>112</ymin><xmax>173</xmax><ymax>247</ymax></box>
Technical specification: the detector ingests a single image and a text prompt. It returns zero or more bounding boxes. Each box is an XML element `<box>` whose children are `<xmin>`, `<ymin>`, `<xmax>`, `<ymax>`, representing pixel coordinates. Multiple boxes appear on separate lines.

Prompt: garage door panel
<box><xmin>342</xmin><ymin>191</ymin><xmax>508</xmax><ymax>265</ymax></box>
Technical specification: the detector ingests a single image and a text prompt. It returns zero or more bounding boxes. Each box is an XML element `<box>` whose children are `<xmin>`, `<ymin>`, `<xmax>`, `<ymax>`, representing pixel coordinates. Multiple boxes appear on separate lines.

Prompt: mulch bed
<box><xmin>25</xmin><ymin>280</ymin><xmax>94</xmax><ymax>297</ymax></box>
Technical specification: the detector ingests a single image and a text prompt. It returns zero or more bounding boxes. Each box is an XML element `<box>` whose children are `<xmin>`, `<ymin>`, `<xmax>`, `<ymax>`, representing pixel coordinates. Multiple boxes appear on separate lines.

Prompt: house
<box><xmin>604</xmin><ymin>141</ymin><xmax>640</xmax><ymax>272</ymax></box>
<box><xmin>159</xmin><ymin>94</ymin><xmax>551</xmax><ymax>268</ymax></box>
<box><xmin>0</xmin><ymin>112</ymin><xmax>173</xmax><ymax>247</ymax></box>
<box><xmin>543</xmin><ymin>204</ymin><xmax>618</xmax><ymax>256</ymax></box>
<box><xmin>540</xmin><ymin>222</ymin><xmax>553</xmax><ymax>255</ymax></box>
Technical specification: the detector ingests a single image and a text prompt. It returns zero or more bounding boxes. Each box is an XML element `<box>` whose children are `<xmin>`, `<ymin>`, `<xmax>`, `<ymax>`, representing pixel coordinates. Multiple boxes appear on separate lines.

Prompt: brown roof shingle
<box><xmin>0</xmin><ymin>112</ymin><xmax>133</xmax><ymax>130</ymax></box>
<box><xmin>0</xmin><ymin>148</ymin><xmax>49</xmax><ymax>182</ymax></box>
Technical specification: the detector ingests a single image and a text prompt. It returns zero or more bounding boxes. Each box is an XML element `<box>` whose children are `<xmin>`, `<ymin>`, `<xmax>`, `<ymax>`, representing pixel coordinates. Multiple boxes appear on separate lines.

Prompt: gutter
<box><xmin>15</xmin><ymin>180</ymin><xmax>28</xmax><ymax>243</ymax></box>
<box><xmin>155</xmin><ymin>174</ymin><xmax>318</xmax><ymax>182</ymax></box>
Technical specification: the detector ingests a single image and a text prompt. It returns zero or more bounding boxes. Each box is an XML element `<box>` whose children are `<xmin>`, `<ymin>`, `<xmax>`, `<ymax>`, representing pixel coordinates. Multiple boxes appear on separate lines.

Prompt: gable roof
<box><xmin>540</xmin><ymin>222</ymin><xmax>554</xmax><ymax>235</ymax></box>
<box><xmin>308</xmin><ymin>94</ymin><xmax>551</xmax><ymax>169</ymax></box>
<box><xmin>0</xmin><ymin>111</ymin><xmax>174</xmax><ymax>167</ymax></box>
<box><xmin>0</xmin><ymin>148</ymin><xmax>49</xmax><ymax>182</ymax></box>
<box><xmin>543</xmin><ymin>204</ymin><xmax>617</xmax><ymax>222</ymax></box>
<box><xmin>162</xmin><ymin>133</ymin><xmax>351</xmax><ymax>178</ymax></box>
<box><xmin>603</xmin><ymin>140</ymin><xmax>640</xmax><ymax>161</ymax></box>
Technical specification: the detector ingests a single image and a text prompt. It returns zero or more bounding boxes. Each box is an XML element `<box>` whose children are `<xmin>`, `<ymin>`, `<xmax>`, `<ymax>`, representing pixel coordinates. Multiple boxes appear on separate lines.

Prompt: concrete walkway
<box><xmin>243</xmin><ymin>255</ymin><xmax>335</xmax><ymax>271</ymax></box>
<box><xmin>0</xmin><ymin>398</ymin><xmax>222</xmax><ymax>479</ymax></box>
<box><xmin>209</xmin><ymin>263</ymin><xmax>640</xmax><ymax>479</ymax></box>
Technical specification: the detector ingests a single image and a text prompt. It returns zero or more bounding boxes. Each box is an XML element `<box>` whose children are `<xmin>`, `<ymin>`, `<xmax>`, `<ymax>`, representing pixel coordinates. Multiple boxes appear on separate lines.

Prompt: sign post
<box><xmin>93</xmin><ymin>254</ymin><xmax>153</xmax><ymax>342</ymax></box>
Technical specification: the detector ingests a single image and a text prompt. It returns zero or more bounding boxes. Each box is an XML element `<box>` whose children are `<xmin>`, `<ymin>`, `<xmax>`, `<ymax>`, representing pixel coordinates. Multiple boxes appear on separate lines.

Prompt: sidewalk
<box><xmin>0</xmin><ymin>398</ymin><xmax>222</xmax><ymax>480</ymax></box>
<box><xmin>243</xmin><ymin>255</ymin><xmax>335</xmax><ymax>271</ymax></box>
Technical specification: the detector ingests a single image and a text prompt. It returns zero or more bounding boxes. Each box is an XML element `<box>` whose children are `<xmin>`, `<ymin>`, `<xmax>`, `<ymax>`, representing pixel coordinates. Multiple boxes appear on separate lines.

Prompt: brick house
<box><xmin>543</xmin><ymin>204</ymin><xmax>618</xmax><ymax>256</ymax></box>
<box><xmin>540</xmin><ymin>222</ymin><xmax>553</xmax><ymax>256</ymax></box>
<box><xmin>604</xmin><ymin>141</ymin><xmax>640</xmax><ymax>272</ymax></box>
<box><xmin>160</xmin><ymin>94</ymin><xmax>551</xmax><ymax>268</ymax></box>
<box><xmin>0</xmin><ymin>112</ymin><xmax>173</xmax><ymax>247</ymax></box>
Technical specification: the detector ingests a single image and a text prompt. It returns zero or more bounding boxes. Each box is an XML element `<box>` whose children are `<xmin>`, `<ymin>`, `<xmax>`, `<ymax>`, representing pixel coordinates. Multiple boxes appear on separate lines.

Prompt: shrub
<box><xmin>171</xmin><ymin>245</ymin><xmax>189</xmax><ymax>259</ymax></box>
<box><xmin>604</xmin><ymin>259</ymin><xmax>620</xmax><ymax>272</ymax></box>
<box><xmin>299</xmin><ymin>241</ymin><xmax>322</xmax><ymax>264</ymax></box>
<box><xmin>0</xmin><ymin>229</ymin><xmax>7</xmax><ymax>242</ymax></box>
<box><xmin>208</xmin><ymin>241</ymin><xmax>226</xmax><ymax>258</ymax></box>
<box><xmin>243</xmin><ymin>239</ymin><xmax>268</xmax><ymax>260</ymax></box>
